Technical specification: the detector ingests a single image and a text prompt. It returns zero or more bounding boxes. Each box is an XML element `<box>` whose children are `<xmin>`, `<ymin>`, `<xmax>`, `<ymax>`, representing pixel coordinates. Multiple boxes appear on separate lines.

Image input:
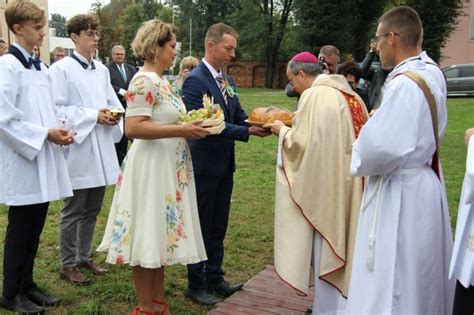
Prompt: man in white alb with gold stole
<box><xmin>265</xmin><ymin>51</ymin><xmax>368</xmax><ymax>314</ymax></box>
<box><xmin>346</xmin><ymin>7</ymin><xmax>454</xmax><ymax>314</ymax></box>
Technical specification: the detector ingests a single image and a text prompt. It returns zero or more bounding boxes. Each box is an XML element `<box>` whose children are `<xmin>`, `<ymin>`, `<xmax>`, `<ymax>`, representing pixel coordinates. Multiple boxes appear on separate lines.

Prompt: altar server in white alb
<box><xmin>449</xmin><ymin>128</ymin><xmax>474</xmax><ymax>315</ymax></box>
<box><xmin>0</xmin><ymin>1</ymin><xmax>74</xmax><ymax>313</ymax></box>
<box><xmin>49</xmin><ymin>14</ymin><xmax>124</xmax><ymax>285</ymax></box>
<box><xmin>346</xmin><ymin>6</ymin><xmax>454</xmax><ymax>314</ymax></box>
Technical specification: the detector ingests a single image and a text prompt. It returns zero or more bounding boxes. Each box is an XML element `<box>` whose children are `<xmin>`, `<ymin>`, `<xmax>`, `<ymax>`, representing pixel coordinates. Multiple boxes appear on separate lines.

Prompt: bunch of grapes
<box><xmin>180</xmin><ymin>94</ymin><xmax>223</xmax><ymax>123</ymax></box>
<box><xmin>181</xmin><ymin>109</ymin><xmax>209</xmax><ymax>122</ymax></box>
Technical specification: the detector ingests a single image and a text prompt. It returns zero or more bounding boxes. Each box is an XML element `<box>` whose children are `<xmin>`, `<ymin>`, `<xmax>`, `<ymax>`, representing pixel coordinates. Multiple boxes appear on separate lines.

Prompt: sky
<box><xmin>48</xmin><ymin>0</ymin><xmax>111</xmax><ymax>19</ymax></box>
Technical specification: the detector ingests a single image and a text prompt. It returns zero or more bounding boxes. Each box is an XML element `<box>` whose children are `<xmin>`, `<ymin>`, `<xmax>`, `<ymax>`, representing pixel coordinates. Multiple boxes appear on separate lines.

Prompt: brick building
<box><xmin>223</xmin><ymin>61</ymin><xmax>288</xmax><ymax>89</ymax></box>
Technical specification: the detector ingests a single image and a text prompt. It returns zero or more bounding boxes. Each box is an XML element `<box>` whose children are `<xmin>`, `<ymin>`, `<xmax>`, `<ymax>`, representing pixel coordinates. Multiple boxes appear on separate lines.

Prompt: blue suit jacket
<box><xmin>182</xmin><ymin>62</ymin><xmax>250</xmax><ymax>176</ymax></box>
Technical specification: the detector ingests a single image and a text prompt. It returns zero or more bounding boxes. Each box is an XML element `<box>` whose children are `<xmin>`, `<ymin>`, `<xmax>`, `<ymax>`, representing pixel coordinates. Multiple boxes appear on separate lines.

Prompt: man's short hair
<box><xmin>319</xmin><ymin>45</ymin><xmax>340</xmax><ymax>58</ymax></box>
<box><xmin>337</xmin><ymin>61</ymin><xmax>363</xmax><ymax>81</ymax></box>
<box><xmin>5</xmin><ymin>1</ymin><xmax>45</xmax><ymax>33</ymax></box>
<box><xmin>131</xmin><ymin>19</ymin><xmax>174</xmax><ymax>61</ymax></box>
<box><xmin>111</xmin><ymin>45</ymin><xmax>125</xmax><ymax>54</ymax></box>
<box><xmin>205</xmin><ymin>23</ymin><xmax>238</xmax><ymax>46</ymax></box>
<box><xmin>54</xmin><ymin>46</ymin><xmax>65</xmax><ymax>53</ymax></box>
<box><xmin>287</xmin><ymin>60</ymin><xmax>323</xmax><ymax>77</ymax></box>
<box><xmin>378</xmin><ymin>6</ymin><xmax>422</xmax><ymax>48</ymax></box>
<box><xmin>67</xmin><ymin>14</ymin><xmax>100</xmax><ymax>37</ymax></box>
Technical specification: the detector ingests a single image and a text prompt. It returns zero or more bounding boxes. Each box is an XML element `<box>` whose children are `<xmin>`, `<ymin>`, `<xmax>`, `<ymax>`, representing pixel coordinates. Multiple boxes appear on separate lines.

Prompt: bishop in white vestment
<box><xmin>267</xmin><ymin>52</ymin><xmax>367</xmax><ymax>315</ymax></box>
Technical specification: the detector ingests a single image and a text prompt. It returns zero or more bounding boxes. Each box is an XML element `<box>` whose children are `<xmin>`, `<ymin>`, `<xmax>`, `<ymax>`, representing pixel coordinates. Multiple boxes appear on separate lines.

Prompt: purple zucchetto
<box><xmin>291</xmin><ymin>51</ymin><xmax>319</xmax><ymax>63</ymax></box>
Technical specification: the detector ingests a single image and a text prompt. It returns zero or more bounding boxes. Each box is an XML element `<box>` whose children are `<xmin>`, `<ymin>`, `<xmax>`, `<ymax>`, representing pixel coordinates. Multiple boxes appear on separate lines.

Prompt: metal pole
<box><xmin>172</xmin><ymin>0</ymin><xmax>174</xmax><ymax>25</ymax></box>
<box><xmin>6</xmin><ymin>0</ymin><xmax>11</xmax><ymax>45</ymax></box>
<box><xmin>189</xmin><ymin>18</ymin><xmax>192</xmax><ymax>56</ymax></box>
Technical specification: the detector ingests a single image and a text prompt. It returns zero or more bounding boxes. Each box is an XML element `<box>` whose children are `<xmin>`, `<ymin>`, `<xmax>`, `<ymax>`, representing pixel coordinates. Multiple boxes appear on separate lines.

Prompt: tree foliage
<box><xmin>49</xmin><ymin>13</ymin><xmax>67</xmax><ymax>37</ymax></box>
<box><xmin>260</xmin><ymin>0</ymin><xmax>294</xmax><ymax>87</ymax></box>
<box><xmin>143</xmin><ymin>0</ymin><xmax>161</xmax><ymax>20</ymax></box>
<box><xmin>173</xmin><ymin>0</ymin><xmax>294</xmax><ymax>87</ymax></box>
<box><xmin>93</xmin><ymin>0</ymin><xmax>465</xmax><ymax>77</ymax></box>
<box><xmin>91</xmin><ymin>0</ymin><xmax>134</xmax><ymax>62</ymax></box>
<box><xmin>173</xmin><ymin>0</ymin><xmax>239</xmax><ymax>57</ymax></box>
<box><xmin>229</xmin><ymin>0</ymin><xmax>266</xmax><ymax>60</ymax></box>
<box><xmin>92</xmin><ymin>0</ymin><xmax>164</xmax><ymax>64</ymax></box>
<box><xmin>119</xmin><ymin>3</ymin><xmax>146</xmax><ymax>65</ymax></box>
<box><xmin>156</xmin><ymin>4</ymin><xmax>173</xmax><ymax>24</ymax></box>
<box><xmin>293</xmin><ymin>0</ymin><xmax>386</xmax><ymax>61</ymax></box>
<box><xmin>396</xmin><ymin>0</ymin><xmax>465</xmax><ymax>63</ymax></box>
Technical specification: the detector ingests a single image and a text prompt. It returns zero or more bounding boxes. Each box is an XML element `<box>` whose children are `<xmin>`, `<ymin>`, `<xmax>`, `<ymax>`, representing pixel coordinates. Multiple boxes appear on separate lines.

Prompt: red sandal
<box><xmin>152</xmin><ymin>299</ymin><xmax>169</xmax><ymax>315</ymax></box>
<box><xmin>132</xmin><ymin>306</ymin><xmax>157</xmax><ymax>315</ymax></box>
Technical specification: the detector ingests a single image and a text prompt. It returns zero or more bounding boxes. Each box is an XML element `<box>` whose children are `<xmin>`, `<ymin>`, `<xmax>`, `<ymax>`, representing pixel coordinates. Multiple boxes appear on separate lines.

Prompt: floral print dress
<box><xmin>97</xmin><ymin>72</ymin><xmax>207</xmax><ymax>268</ymax></box>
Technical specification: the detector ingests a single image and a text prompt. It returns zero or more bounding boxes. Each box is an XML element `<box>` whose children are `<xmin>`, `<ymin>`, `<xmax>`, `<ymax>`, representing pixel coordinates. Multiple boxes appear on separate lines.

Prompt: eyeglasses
<box><xmin>373</xmin><ymin>32</ymin><xmax>400</xmax><ymax>45</ymax></box>
<box><xmin>83</xmin><ymin>31</ymin><xmax>101</xmax><ymax>38</ymax></box>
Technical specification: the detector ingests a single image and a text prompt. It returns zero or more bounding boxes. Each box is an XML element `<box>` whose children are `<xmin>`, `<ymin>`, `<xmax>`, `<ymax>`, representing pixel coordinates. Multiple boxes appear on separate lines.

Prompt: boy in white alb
<box><xmin>0</xmin><ymin>1</ymin><xmax>74</xmax><ymax>313</ymax></box>
<box><xmin>49</xmin><ymin>14</ymin><xmax>124</xmax><ymax>285</ymax></box>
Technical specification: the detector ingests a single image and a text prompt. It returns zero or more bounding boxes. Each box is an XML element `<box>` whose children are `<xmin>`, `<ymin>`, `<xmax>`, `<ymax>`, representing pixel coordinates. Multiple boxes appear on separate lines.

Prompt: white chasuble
<box><xmin>274</xmin><ymin>75</ymin><xmax>366</xmax><ymax>314</ymax></box>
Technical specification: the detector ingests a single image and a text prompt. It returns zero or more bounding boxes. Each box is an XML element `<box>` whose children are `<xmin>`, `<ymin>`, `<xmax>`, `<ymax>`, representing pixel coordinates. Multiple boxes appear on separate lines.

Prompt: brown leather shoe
<box><xmin>77</xmin><ymin>260</ymin><xmax>108</xmax><ymax>275</ymax></box>
<box><xmin>60</xmin><ymin>267</ymin><xmax>91</xmax><ymax>285</ymax></box>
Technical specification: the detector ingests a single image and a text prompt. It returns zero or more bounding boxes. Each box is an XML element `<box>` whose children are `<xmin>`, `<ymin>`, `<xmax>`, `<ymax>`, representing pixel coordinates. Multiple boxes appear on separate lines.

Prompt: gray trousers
<box><xmin>59</xmin><ymin>186</ymin><xmax>106</xmax><ymax>268</ymax></box>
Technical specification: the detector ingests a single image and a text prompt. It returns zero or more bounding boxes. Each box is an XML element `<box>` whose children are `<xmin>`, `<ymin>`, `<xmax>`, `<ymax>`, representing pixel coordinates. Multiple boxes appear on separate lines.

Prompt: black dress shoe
<box><xmin>25</xmin><ymin>287</ymin><xmax>60</xmax><ymax>307</ymax></box>
<box><xmin>0</xmin><ymin>294</ymin><xmax>44</xmax><ymax>313</ymax></box>
<box><xmin>209</xmin><ymin>280</ymin><xmax>243</xmax><ymax>297</ymax></box>
<box><xmin>185</xmin><ymin>288</ymin><xmax>221</xmax><ymax>305</ymax></box>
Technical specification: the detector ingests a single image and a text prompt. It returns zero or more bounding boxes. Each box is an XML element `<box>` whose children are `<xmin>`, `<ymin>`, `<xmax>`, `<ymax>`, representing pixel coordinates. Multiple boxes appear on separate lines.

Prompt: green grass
<box><xmin>0</xmin><ymin>89</ymin><xmax>471</xmax><ymax>314</ymax></box>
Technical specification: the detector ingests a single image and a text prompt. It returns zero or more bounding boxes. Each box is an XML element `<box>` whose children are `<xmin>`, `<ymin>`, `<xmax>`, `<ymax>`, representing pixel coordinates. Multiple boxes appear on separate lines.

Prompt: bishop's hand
<box><xmin>263</xmin><ymin>120</ymin><xmax>285</xmax><ymax>136</ymax></box>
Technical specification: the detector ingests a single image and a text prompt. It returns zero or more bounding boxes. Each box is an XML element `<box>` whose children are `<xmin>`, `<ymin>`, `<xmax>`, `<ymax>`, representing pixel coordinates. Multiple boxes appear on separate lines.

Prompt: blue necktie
<box><xmin>118</xmin><ymin>64</ymin><xmax>127</xmax><ymax>82</ymax></box>
<box><xmin>29</xmin><ymin>57</ymin><xmax>41</xmax><ymax>71</ymax></box>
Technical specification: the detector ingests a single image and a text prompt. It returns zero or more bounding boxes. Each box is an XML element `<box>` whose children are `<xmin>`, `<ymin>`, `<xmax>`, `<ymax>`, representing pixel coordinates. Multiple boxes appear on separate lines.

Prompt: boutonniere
<box><xmin>171</xmin><ymin>85</ymin><xmax>180</xmax><ymax>98</ymax></box>
<box><xmin>224</xmin><ymin>79</ymin><xmax>238</xmax><ymax>98</ymax></box>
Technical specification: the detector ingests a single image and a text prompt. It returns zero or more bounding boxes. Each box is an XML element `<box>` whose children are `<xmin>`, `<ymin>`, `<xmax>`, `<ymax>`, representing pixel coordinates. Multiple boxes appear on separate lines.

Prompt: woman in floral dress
<box><xmin>97</xmin><ymin>20</ymin><xmax>210</xmax><ymax>315</ymax></box>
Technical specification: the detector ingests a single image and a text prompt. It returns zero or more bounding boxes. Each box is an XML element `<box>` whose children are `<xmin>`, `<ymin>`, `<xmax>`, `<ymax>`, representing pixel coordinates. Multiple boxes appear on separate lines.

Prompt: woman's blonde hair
<box><xmin>179</xmin><ymin>56</ymin><xmax>199</xmax><ymax>73</ymax></box>
<box><xmin>176</xmin><ymin>56</ymin><xmax>199</xmax><ymax>89</ymax></box>
<box><xmin>132</xmin><ymin>19</ymin><xmax>174</xmax><ymax>61</ymax></box>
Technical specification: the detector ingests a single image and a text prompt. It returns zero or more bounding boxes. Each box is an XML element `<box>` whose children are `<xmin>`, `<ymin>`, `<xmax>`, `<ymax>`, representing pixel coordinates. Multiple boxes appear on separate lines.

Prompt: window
<box><xmin>471</xmin><ymin>0</ymin><xmax>474</xmax><ymax>41</ymax></box>
<box><xmin>461</xmin><ymin>66</ymin><xmax>474</xmax><ymax>77</ymax></box>
<box><xmin>444</xmin><ymin>68</ymin><xmax>461</xmax><ymax>78</ymax></box>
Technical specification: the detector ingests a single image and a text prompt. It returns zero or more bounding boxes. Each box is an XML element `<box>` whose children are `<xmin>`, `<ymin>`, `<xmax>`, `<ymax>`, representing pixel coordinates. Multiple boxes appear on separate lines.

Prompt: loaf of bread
<box><xmin>248</xmin><ymin>107</ymin><xmax>293</xmax><ymax>124</ymax></box>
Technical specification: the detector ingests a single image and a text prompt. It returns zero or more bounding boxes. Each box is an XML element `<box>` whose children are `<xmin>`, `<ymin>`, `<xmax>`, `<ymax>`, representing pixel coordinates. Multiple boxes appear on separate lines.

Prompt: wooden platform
<box><xmin>208</xmin><ymin>265</ymin><xmax>313</xmax><ymax>315</ymax></box>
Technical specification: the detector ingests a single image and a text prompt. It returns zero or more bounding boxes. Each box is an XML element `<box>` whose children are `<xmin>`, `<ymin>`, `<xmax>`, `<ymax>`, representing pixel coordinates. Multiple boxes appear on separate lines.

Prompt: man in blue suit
<box><xmin>182</xmin><ymin>23</ymin><xmax>270</xmax><ymax>305</ymax></box>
